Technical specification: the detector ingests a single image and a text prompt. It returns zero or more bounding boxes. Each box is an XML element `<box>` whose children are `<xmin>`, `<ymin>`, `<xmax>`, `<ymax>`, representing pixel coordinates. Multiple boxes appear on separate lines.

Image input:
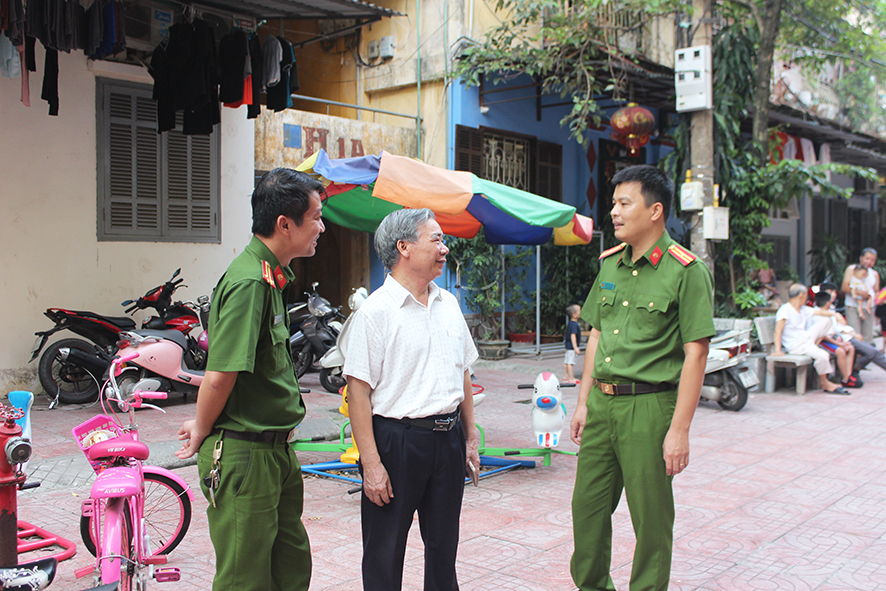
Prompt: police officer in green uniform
<box><xmin>570</xmin><ymin>165</ymin><xmax>714</xmax><ymax>591</ymax></box>
<box><xmin>176</xmin><ymin>168</ymin><xmax>326</xmax><ymax>591</ymax></box>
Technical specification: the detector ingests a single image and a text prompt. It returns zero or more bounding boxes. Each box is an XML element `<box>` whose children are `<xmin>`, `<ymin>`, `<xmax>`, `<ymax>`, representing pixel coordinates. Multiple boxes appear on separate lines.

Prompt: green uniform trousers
<box><xmin>571</xmin><ymin>387</ymin><xmax>677</xmax><ymax>591</ymax></box>
<box><xmin>198</xmin><ymin>433</ymin><xmax>311</xmax><ymax>591</ymax></box>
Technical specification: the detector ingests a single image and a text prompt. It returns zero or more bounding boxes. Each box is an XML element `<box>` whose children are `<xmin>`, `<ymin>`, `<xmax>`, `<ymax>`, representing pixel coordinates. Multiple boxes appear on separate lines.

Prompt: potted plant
<box><xmin>506</xmin><ymin>306</ymin><xmax>536</xmax><ymax>343</ymax></box>
<box><xmin>536</xmin><ymin>239</ymin><xmax>600</xmax><ymax>337</ymax></box>
<box><xmin>447</xmin><ymin>230</ymin><xmax>531</xmax><ymax>359</ymax></box>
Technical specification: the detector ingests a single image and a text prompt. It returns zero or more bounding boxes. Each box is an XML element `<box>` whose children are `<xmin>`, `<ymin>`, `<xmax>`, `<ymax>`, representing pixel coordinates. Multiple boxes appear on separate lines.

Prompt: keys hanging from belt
<box><xmin>203</xmin><ymin>438</ymin><xmax>223</xmax><ymax>508</ymax></box>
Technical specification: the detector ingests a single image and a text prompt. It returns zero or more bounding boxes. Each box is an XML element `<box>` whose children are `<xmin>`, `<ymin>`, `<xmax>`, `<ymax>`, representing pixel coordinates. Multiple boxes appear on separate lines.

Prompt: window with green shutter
<box><xmin>97</xmin><ymin>79</ymin><xmax>220</xmax><ymax>242</ymax></box>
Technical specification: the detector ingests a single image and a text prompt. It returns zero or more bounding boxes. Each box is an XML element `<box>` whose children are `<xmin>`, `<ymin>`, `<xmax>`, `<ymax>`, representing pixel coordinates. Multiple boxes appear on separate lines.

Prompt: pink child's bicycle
<box><xmin>72</xmin><ymin>353</ymin><xmax>193</xmax><ymax>590</ymax></box>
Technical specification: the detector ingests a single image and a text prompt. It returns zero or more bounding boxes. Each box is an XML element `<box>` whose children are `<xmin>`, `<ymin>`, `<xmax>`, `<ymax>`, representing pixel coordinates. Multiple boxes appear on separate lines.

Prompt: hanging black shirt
<box><xmin>266</xmin><ymin>36</ymin><xmax>293</xmax><ymax>112</ymax></box>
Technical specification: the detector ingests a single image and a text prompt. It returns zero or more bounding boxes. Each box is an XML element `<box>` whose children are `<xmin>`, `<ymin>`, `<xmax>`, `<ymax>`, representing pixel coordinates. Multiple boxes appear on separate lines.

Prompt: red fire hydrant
<box><xmin>0</xmin><ymin>406</ymin><xmax>30</xmax><ymax>567</ymax></box>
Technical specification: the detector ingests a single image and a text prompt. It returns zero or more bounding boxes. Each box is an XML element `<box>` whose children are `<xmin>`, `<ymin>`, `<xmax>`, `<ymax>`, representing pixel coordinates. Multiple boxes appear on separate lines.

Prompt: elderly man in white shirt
<box><xmin>773</xmin><ymin>283</ymin><xmax>850</xmax><ymax>394</ymax></box>
<box><xmin>344</xmin><ymin>208</ymin><xmax>480</xmax><ymax>591</ymax></box>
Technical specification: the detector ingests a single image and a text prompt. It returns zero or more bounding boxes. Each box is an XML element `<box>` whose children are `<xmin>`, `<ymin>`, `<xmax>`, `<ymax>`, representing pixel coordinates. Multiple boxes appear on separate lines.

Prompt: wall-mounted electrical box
<box><xmin>680</xmin><ymin>171</ymin><xmax>705</xmax><ymax>211</ymax></box>
<box><xmin>367</xmin><ymin>40</ymin><xmax>380</xmax><ymax>59</ymax></box>
<box><xmin>703</xmin><ymin>206</ymin><xmax>729</xmax><ymax>240</ymax></box>
<box><xmin>379</xmin><ymin>35</ymin><xmax>395</xmax><ymax>59</ymax></box>
<box><xmin>675</xmin><ymin>45</ymin><xmax>712</xmax><ymax>112</ymax></box>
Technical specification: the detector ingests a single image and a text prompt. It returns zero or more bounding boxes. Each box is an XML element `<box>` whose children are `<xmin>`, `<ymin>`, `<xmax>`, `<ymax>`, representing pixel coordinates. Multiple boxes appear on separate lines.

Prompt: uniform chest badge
<box><xmin>601</xmin><ymin>282</ymin><xmax>615</xmax><ymax>290</ymax></box>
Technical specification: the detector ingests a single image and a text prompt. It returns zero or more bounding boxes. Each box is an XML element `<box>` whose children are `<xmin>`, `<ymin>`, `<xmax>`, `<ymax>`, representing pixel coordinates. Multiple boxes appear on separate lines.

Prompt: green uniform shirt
<box><xmin>207</xmin><ymin>236</ymin><xmax>305</xmax><ymax>432</ymax></box>
<box><xmin>581</xmin><ymin>230</ymin><xmax>714</xmax><ymax>385</ymax></box>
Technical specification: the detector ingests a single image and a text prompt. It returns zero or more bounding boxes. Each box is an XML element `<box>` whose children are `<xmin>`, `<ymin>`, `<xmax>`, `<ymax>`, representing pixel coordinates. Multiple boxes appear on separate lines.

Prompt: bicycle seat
<box><xmin>87</xmin><ymin>439</ymin><xmax>150</xmax><ymax>462</ymax></box>
<box><xmin>0</xmin><ymin>556</ymin><xmax>57</xmax><ymax>590</ymax></box>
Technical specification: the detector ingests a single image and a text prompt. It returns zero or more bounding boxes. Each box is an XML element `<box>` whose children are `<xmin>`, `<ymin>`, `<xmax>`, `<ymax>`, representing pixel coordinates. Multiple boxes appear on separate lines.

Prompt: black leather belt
<box><xmin>213</xmin><ymin>427</ymin><xmax>296</xmax><ymax>443</ymax></box>
<box><xmin>597</xmin><ymin>382</ymin><xmax>676</xmax><ymax>396</ymax></box>
<box><xmin>386</xmin><ymin>410</ymin><xmax>460</xmax><ymax>432</ymax></box>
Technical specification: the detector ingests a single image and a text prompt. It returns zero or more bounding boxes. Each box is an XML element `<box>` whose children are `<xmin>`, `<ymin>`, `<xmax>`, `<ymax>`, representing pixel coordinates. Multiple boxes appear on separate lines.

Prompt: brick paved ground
<box><xmin>11</xmin><ymin>354</ymin><xmax>886</xmax><ymax>590</ymax></box>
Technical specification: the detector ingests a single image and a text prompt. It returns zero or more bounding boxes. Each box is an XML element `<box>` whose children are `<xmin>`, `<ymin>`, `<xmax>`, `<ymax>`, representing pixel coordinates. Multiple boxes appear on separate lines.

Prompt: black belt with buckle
<box><xmin>213</xmin><ymin>427</ymin><xmax>295</xmax><ymax>443</ymax></box>
<box><xmin>597</xmin><ymin>382</ymin><xmax>676</xmax><ymax>396</ymax></box>
<box><xmin>387</xmin><ymin>410</ymin><xmax>460</xmax><ymax>432</ymax></box>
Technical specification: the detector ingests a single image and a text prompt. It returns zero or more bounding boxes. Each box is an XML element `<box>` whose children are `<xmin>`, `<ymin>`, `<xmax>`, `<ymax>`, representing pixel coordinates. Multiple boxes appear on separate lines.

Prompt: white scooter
<box><xmin>317</xmin><ymin>287</ymin><xmax>369</xmax><ymax>393</ymax></box>
<box><xmin>701</xmin><ymin>325</ymin><xmax>758</xmax><ymax>411</ymax></box>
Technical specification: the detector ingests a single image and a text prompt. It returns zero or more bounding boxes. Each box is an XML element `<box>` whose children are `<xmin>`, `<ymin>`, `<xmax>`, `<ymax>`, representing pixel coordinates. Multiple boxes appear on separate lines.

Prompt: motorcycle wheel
<box><xmin>717</xmin><ymin>373</ymin><xmax>748</xmax><ymax>412</ymax></box>
<box><xmin>319</xmin><ymin>367</ymin><xmax>347</xmax><ymax>394</ymax></box>
<box><xmin>37</xmin><ymin>338</ymin><xmax>100</xmax><ymax>404</ymax></box>
<box><xmin>293</xmin><ymin>349</ymin><xmax>313</xmax><ymax>379</ymax></box>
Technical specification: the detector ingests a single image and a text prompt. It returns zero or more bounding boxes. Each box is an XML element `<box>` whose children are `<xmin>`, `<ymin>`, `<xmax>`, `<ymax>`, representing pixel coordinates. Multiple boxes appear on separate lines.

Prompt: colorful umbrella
<box><xmin>298</xmin><ymin>150</ymin><xmax>593</xmax><ymax>245</ymax></box>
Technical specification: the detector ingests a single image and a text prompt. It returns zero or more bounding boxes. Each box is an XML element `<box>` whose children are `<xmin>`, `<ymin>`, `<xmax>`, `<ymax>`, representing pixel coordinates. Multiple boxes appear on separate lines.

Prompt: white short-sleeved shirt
<box><xmin>775</xmin><ymin>303</ymin><xmax>814</xmax><ymax>352</ymax></box>
<box><xmin>845</xmin><ymin>265</ymin><xmax>878</xmax><ymax>309</ymax></box>
<box><xmin>343</xmin><ymin>274</ymin><xmax>479</xmax><ymax>419</ymax></box>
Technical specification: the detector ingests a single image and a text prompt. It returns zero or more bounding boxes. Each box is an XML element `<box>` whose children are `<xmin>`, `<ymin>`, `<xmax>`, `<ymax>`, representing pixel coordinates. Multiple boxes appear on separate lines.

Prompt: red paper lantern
<box><xmin>610</xmin><ymin>103</ymin><xmax>655</xmax><ymax>157</ymax></box>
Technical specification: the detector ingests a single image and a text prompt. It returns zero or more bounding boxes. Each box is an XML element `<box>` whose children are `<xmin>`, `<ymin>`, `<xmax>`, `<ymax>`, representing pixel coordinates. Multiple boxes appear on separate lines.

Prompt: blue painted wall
<box><xmin>365</xmin><ymin>74</ymin><xmax>674</xmax><ymax>322</ymax></box>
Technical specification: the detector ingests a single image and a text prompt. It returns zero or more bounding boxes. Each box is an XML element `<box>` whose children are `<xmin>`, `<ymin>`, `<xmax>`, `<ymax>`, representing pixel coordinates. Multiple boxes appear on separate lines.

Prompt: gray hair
<box><xmin>374</xmin><ymin>208</ymin><xmax>436</xmax><ymax>270</ymax></box>
<box><xmin>788</xmin><ymin>283</ymin><xmax>807</xmax><ymax>299</ymax></box>
<box><xmin>862</xmin><ymin>247</ymin><xmax>878</xmax><ymax>258</ymax></box>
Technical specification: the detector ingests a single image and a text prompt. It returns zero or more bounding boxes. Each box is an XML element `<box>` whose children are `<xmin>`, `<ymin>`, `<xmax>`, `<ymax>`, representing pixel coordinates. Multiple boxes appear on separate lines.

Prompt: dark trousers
<box><xmin>850</xmin><ymin>337</ymin><xmax>886</xmax><ymax>371</ymax></box>
<box><xmin>361</xmin><ymin>415</ymin><xmax>466</xmax><ymax>591</ymax></box>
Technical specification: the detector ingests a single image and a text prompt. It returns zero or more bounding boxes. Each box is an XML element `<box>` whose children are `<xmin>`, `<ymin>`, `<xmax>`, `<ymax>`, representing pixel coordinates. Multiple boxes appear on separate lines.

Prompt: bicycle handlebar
<box><xmin>135</xmin><ymin>391</ymin><xmax>167</xmax><ymax>400</ymax></box>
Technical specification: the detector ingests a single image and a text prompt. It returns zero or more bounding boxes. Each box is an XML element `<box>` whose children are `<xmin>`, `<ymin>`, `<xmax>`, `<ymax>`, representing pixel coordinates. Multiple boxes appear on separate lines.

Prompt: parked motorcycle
<box><xmin>290</xmin><ymin>283</ymin><xmax>345</xmax><ymax>378</ymax></box>
<box><xmin>318</xmin><ymin>287</ymin><xmax>369</xmax><ymax>393</ymax></box>
<box><xmin>701</xmin><ymin>323</ymin><xmax>758</xmax><ymax>411</ymax></box>
<box><xmin>30</xmin><ymin>270</ymin><xmax>207</xmax><ymax>405</ymax></box>
<box><xmin>29</xmin><ymin>308</ymin><xmax>136</xmax><ymax>405</ymax></box>
<box><xmin>122</xmin><ymin>268</ymin><xmax>202</xmax><ymax>336</ymax></box>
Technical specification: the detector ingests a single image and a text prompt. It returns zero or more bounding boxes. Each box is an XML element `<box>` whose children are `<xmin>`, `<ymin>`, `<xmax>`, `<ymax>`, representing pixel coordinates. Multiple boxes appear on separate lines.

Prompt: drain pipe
<box><xmin>415</xmin><ymin>0</ymin><xmax>422</xmax><ymax>159</ymax></box>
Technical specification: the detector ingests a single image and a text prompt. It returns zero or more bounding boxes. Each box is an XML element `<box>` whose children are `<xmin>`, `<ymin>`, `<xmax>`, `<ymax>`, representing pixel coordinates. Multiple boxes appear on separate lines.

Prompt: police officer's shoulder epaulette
<box><xmin>599</xmin><ymin>243</ymin><xmax>627</xmax><ymax>260</ymax></box>
<box><xmin>667</xmin><ymin>244</ymin><xmax>697</xmax><ymax>266</ymax></box>
<box><xmin>261</xmin><ymin>260</ymin><xmax>276</xmax><ymax>287</ymax></box>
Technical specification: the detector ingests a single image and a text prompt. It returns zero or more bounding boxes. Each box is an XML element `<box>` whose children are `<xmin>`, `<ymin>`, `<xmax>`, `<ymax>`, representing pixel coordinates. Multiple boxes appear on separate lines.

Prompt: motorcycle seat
<box><xmin>135</xmin><ymin>329</ymin><xmax>189</xmax><ymax>351</ymax></box>
<box><xmin>60</xmin><ymin>309</ymin><xmax>137</xmax><ymax>330</ymax></box>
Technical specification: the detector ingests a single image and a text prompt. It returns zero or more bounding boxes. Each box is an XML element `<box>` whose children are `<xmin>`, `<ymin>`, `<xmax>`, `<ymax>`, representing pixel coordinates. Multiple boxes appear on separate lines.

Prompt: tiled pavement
<box><xmin>10</xmin><ymin>354</ymin><xmax>886</xmax><ymax>590</ymax></box>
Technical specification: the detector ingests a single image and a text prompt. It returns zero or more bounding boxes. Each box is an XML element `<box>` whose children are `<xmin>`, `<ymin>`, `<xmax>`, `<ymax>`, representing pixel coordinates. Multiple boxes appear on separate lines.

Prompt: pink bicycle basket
<box><xmin>72</xmin><ymin>414</ymin><xmax>122</xmax><ymax>474</ymax></box>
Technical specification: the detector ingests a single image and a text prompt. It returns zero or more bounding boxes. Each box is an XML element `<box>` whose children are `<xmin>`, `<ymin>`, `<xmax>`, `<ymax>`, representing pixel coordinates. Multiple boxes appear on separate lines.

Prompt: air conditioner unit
<box><xmin>123</xmin><ymin>1</ymin><xmax>174</xmax><ymax>53</ymax></box>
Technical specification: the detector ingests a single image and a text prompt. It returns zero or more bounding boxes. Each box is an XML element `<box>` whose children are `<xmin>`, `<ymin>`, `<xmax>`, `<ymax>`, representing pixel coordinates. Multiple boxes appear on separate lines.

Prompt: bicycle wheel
<box><xmin>100</xmin><ymin>498</ymin><xmax>134</xmax><ymax>591</ymax></box>
<box><xmin>142</xmin><ymin>472</ymin><xmax>192</xmax><ymax>555</ymax></box>
<box><xmin>82</xmin><ymin>472</ymin><xmax>192</xmax><ymax>557</ymax></box>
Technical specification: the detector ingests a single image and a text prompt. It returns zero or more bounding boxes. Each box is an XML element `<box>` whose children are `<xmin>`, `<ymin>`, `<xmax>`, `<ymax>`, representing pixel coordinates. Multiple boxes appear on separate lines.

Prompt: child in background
<box><xmin>850</xmin><ymin>266</ymin><xmax>873</xmax><ymax>320</ymax></box>
<box><xmin>563</xmin><ymin>304</ymin><xmax>582</xmax><ymax>383</ymax></box>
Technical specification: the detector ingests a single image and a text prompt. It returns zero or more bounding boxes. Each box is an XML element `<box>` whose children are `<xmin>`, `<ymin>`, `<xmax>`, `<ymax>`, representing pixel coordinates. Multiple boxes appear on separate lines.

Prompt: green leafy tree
<box><xmin>447</xmin><ymin>230</ymin><xmax>532</xmax><ymax>340</ymax></box>
<box><xmin>726</xmin><ymin>0</ymin><xmax>886</xmax><ymax>163</ymax></box>
<box><xmin>535</xmin><ymin>241</ymin><xmax>601</xmax><ymax>334</ymax></box>
<box><xmin>451</xmin><ymin>0</ymin><xmax>681</xmax><ymax>143</ymax></box>
<box><xmin>663</xmin><ymin>20</ymin><xmax>879</xmax><ymax>306</ymax></box>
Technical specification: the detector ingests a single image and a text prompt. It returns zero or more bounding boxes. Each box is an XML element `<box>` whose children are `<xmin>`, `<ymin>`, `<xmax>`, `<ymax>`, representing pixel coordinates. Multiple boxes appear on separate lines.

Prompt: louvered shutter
<box><xmin>164</xmin><ymin>119</ymin><xmax>218</xmax><ymax>240</ymax></box>
<box><xmin>535</xmin><ymin>140</ymin><xmax>562</xmax><ymax>202</ymax></box>
<box><xmin>455</xmin><ymin>125</ymin><xmax>483</xmax><ymax>175</ymax></box>
<box><xmin>101</xmin><ymin>84</ymin><xmax>161</xmax><ymax>237</ymax></box>
<box><xmin>98</xmin><ymin>79</ymin><xmax>220</xmax><ymax>242</ymax></box>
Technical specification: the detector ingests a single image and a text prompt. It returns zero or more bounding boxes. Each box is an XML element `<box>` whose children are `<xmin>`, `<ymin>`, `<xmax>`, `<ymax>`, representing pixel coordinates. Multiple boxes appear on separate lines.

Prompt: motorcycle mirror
<box><xmin>122</xmin><ymin>300</ymin><xmax>133</xmax><ymax>306</ymax></box>
<box><xmin>172</xmin><ymin>268</ymin><xmax>181</xmax><ymax>279</ymax></box>
<box><xmin>311</xmin><ymin>281</ymin><xmax>319</xmax><ymax>290</ymax></box>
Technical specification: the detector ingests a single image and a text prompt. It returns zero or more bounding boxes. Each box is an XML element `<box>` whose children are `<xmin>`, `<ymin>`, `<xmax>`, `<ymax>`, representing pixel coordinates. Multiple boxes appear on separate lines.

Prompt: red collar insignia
<box><xmin>649</xmin><ymin>246</ymin><xmax>663</xmax><ymax>267</ymax></box>
<box><xmin>274</xmin><ymin>266</ymin><xmax>288</xmax><ymax>289</ymax></box>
